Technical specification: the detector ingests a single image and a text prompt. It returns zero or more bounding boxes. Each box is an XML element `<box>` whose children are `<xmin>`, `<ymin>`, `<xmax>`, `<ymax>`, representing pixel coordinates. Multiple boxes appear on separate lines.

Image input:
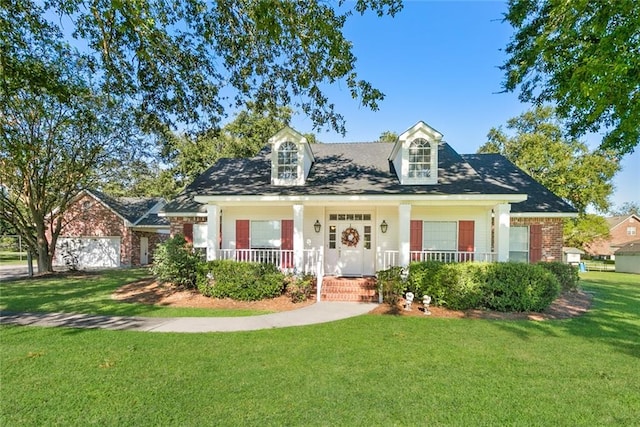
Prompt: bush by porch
<box><xmin>379</xmin><ymin>261</ymin><xmax>579</xmax><ymax>312</ymax></box>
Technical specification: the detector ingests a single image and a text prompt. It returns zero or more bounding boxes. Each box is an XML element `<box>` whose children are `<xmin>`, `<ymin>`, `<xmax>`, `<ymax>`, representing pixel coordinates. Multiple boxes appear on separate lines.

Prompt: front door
<box><xmin>325</xmin><ymin>213</ymin><xmax>374</xmax><ymax>276</ymax></box>
<box><xmin>140</xmin><ymin>237</ymin><xmax>149</xmax><ymax>265</ymax></box>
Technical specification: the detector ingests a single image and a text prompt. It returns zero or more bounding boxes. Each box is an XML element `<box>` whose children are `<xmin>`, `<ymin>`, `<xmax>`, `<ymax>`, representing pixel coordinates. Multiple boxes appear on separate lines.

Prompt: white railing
<box><xmin>383</xmin><ymin>250</ymin><xmax>497</xmax><ymax>269</ymax></box>
<box><xmin>217</xmin><ymin>248</ymin><xmax>321</xmax><ymax>276</ymax></box>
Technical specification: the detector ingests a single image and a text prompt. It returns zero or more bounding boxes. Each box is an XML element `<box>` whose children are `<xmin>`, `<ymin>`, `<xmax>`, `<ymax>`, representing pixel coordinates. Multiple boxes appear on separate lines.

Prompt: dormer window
<box><xmin>389</xmin><ymin>121</ymin><xmax>442</xmax><ymax>185</ymax></box>
<box><xmin>408</xmin><ymin>139</ymin><xmax>431</xmax><ymax>178</ymax></box>
<box><xmin>269</xmin><ymin>126</ymin><xmax>315</xmax><ymax>186</ymax></box>
<box><xmin>277</xmin><ymin>141</ymin><xmax>298</xmax><ymax>180</ymax></box>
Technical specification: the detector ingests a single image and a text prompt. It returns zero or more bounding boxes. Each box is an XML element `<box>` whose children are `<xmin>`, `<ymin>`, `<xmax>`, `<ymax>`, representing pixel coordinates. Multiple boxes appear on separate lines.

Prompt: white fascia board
<box><xmin>194</xmin><ymin>193</ymin><xmax>528</xmax><ymax>206</ymax></box>
<box><xmin>158</xmin><ymin>211</ymin><xmax>208</xmax><ymax>218</ymax></box>
<box><xmin>511</xmin><ymin>212</ymin><xmax>578</xmax><ymax>218</ymax></box>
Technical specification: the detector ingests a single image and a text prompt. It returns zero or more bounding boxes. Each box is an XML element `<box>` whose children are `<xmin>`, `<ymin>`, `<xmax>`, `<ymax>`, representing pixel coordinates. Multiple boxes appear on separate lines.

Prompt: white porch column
<box><xmin>293</xmin><ymin>204</ymin><xmax>304</xmax><ymax>273</ymax></box>
<box><xmin>206</xmin><ymin>204</ymin><xmax>219</xmax><ymax>261</ymax></box>
<box><xmin>495</xmin><ymin>203</ymin><xmax>511</xmax><ymax>262</ymax></box>
<box><xmin>398</xmin><ymin>203</ymin><xmax>412</xmax><ymax>267</ymax></box>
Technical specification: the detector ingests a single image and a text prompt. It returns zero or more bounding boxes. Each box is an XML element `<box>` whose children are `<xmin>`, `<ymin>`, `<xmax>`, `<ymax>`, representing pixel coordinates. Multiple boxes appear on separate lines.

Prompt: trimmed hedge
<box><xmin>379</xmin><ymin>261</ymin><xmax>563</xmax><ymax>312</ymax></box>
<box><xmin>482</xmin><ymin>263</ymin><xmax>560</xmax><ymax>312</ymax></box>
<box><xmin>196</xmin><ymin>260</ymin><xmax>285</xmax><ymax>301</ymax></box>
<box><xmin>536</xmin><ymin>262</ymin><xmax>579</xmax><ymax>292</ymax></box>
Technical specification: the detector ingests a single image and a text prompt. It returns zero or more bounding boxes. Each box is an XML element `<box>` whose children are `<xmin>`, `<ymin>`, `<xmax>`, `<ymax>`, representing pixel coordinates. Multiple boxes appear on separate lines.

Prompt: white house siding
<box><xmin>410</xmin><ymin>206</ymin><xmax>492</xmax><ymax>256</ymax></box>
<box><xmin>616</xmin><ymin>255</ymin><xmax>640</xmax><ymax>274</ymax></box>
<box><xmin>222</xmin><ymin>206</ymin><xmax>292</xmax><ymax>249</ymax></box>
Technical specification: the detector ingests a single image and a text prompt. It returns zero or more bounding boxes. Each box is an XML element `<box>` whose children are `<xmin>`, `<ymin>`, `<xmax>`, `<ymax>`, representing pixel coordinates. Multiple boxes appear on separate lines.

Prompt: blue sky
<box><xmin>290</xmin><ymin>1</ymin><xmax>638</xmax><ymax>211</ymax></box>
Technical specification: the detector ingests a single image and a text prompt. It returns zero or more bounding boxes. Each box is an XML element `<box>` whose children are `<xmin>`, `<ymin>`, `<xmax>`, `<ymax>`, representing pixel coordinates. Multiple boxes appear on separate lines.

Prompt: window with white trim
<box><xmin>193</xmin><ymin>224</ymin><xmax>207</xmax><ymax>248</ymax></box>
<box><xmin>627</xmin><ymin>226</ymin><xmax>636</xmax><ymax>236</ymax></box>
<box><xmin>422</xmin><ymin>221</ymin><xmax>457</xmax><ymax>251</ymax></box>
<box><xmin>251</xmin><ymin>220</ymin><xmax>281</xmax><ymax>249</ymax></box>
<box><xmin>277</xmin><ymin>141</ymin><xmax>298</xmax><ymax>180</ymax></box>
<box><xmin>509</xmin><ymin>226</ymin><xmax>529</xmax><ymax>263</ymax></box>
<box><xmin>408</xmin><ymin>139</ymin><xmax>431</xmax><ymax>178</ymax></box>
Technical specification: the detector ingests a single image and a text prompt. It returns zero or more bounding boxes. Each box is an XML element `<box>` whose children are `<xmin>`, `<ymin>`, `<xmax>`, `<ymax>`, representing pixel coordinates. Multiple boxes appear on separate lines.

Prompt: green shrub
<box><xmin>407</xmin><ymin>261</ymin><xmax>447</xmax><ymax>305</ymax></box>
<box><xmin>286</xmin><ymin>274</ymin><xmax>316</xmax><ymax>303</ymax></box>
<box><xmin>482</xmin><ymin>263</ymin><xmax>560</xmax><ymax>312</ymax></box>
<box><xmin>377</xmin><ymin>266</ymin><xmax>406</xmax><ymax>305</ymax></box>
<box><xmin>150</xmin><ymin>235</ymin><xmax>202</xmax><ymax>289</ymax></box>
<box><xmin>197</xmin><ymin>260</ymin><xmax>285</xmax><ymax>301</ymax></box>
<box><xmin>438</xmin><ymin>263</ymin><xmax>486</xmax><ymax>310</ymax></box>
<box><xmin>537</xmin><ymin>262</ymin><xmax>579</xmax><ymax>292</ymax></box>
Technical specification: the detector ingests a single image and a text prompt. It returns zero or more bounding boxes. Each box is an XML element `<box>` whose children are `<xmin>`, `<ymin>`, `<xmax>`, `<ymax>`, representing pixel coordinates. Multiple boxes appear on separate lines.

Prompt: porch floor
<box><xmin>320</xmin><ymin>276</ymin><xmax>378</xmax><ymax>303</ymax></box>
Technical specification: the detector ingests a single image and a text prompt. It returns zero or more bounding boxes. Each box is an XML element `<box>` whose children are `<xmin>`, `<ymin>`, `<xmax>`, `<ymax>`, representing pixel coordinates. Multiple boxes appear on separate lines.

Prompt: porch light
<box><xmin>314</xmin><ymin>220</ymin><xmax>321</xmax><ymax>233</ymax></box>
<box><xmin>380</xmin><ymin>220</ymin><xmax>388</xmax><ymax>233</ymax></box>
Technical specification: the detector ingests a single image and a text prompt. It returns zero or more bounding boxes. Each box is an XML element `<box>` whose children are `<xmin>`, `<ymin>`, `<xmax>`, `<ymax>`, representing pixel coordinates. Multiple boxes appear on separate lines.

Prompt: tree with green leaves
<box><xmin>502</xmin><ymin>0</ymin><xmax>639</xmax><ymax>157</ymax></box>
<box><xmin>479</xmin><ymin>106</ymin><xmax>620</xmax><ymax>249</ymax></box>
<box><xmin>3</xmin><ymin>0</ymin><xmax>403</xmax><ymax>136</ymax></box>
<box><xmin>609</xmin><ymin>202</ymin><xmax>640</xmax><ymax>217</ymax></box>
<box><xmin>378</xmin><ymin>131</ymin><xmax>398</xmax><ymax>142</ymax></box>
<box><xmin>479</xmin><ymin>106</ymin><xmax>619</xmax><ymax>214</ymax></box>
<box><xmin>0</xmin><ymin>51</ymin><xmax>142</xmax><ymax>272</ymax></box>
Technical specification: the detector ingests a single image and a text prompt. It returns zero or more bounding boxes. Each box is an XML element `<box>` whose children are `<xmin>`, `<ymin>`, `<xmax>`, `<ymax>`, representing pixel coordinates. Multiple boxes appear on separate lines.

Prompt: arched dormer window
<box><xmin>277</xmin><ymin>141</ymin><xmax>298</xmax><ymax>180</ymax></box>
<box><xmin>408</xmin><ymin>139</ymin><xmax>431</xmax><ymax>178</ymax></box>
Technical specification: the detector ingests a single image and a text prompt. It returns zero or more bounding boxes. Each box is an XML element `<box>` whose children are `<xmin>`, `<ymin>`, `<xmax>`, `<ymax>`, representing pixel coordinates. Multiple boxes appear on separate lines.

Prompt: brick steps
<box><xmin>320</xmin><ymin>276</ymin><xmax>378</xmax><ymax>302</ymax></box>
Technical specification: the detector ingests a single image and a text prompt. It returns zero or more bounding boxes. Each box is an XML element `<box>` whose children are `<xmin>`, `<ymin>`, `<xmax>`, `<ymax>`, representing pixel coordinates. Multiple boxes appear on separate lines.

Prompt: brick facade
<box><xmin>51</xmin><ymin>193</ymin><xmax>168</xmax><ymax>267</ymax></box>
<box><xmin>168</xmin><ymin>216</ymin><xmax>206</xmax><ymax>237</ymax></box>
<box><xmin>511</xmin><ymin>217</ymin><xmax>564</xmax><ymax>262</ymax></box>
<box><xmin>586</xmin><ymin>215</ymin><xmax>640</xmax><ymax>258</ymax></box>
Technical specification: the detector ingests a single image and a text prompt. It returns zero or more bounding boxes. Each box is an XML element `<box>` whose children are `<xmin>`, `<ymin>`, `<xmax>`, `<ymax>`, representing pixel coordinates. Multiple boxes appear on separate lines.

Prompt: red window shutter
<box><xmin>529</xmin><ymin>224</ymin><xmax>543</xmax><ymax>263</ymax></box>
<box><xmin>281</xmin><ymin>219</ymin><xmax>294</xmax><ymax>268</ymax></box>
<box><xmin>458</xmin><ymin>221</ymin><xmax>475</xmax><ymax>261</ymax></box>
<box><xmin>236</xmin><ymin>220</ymin><xmax>250</xmax><ymax>249</ymax></box>
<box><xmin>281</xmin><ymin>220</ymin><xmax>293</xmax><ymax>250</ymax></box>
<box><xmin>410</xmin><ymin>220</ymin><xmax>423</xmax><ymax>261</ymax></box>
<box><xmin>183</xmin><ymin>223</ymin><xmax>193</xmax><ymax>244</ymax></box>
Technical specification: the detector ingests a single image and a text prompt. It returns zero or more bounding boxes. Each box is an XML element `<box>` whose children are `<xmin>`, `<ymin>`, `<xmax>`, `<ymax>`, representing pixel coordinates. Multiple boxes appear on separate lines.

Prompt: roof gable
<box><xmin>85</xmin><ymin>190</ymin><xmax>169</xmax><ymax>226</ymax></box>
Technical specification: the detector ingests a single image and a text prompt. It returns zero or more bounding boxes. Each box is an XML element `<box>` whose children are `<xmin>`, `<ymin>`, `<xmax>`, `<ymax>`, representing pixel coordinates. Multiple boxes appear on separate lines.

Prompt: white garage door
<box><xmin>54</xmin><ymin>237</ymin><xmax>121</xmax><ymax>269</ymax></box>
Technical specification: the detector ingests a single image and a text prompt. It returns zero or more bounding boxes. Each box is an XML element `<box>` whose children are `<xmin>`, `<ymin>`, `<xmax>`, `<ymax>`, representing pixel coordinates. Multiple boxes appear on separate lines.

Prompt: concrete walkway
<box><xmin>0</xmin><ymin>302</ymin><xmax>378</xmax><ymax>333</ymax></box>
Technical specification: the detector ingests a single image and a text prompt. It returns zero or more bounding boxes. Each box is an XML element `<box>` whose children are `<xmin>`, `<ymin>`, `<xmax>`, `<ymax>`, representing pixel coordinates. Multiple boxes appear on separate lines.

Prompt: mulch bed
<box><xmin>369</xmin><ymin>289</ymin><xmax>593</xmax><ymax>320</ymax></box>
<box><xmin>113</xmin><ymin>278</ymin><xmax>593</xmax><ymax>321</ymax></box>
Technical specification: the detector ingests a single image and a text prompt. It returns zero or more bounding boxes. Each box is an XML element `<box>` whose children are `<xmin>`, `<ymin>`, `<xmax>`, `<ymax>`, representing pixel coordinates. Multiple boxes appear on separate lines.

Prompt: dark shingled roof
<box><xmin>163</xmin><ymin>142</ymin><xmax>576</xmax><ymax>215</ymax></box>
<box><xmin>461</xmin><ymin>154</ymin><xmax>577</xmax><ymax>213</ymax></box>
<box><xmin>90</xmin><ymin>190</ymin><xmax>170</xmax><ymax>226</ymax></box>
<box><xmin>615</xmin><ymin>239</ymin><xmax>640</xmax><ymax>255</ymax></box>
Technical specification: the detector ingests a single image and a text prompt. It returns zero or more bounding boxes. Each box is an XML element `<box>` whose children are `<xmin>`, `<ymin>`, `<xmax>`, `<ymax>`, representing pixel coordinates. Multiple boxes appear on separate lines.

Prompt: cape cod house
<box><xmin>161</xmin><ymin>122</ymin><xmax>577</xmax><ymax>299</ymax></box>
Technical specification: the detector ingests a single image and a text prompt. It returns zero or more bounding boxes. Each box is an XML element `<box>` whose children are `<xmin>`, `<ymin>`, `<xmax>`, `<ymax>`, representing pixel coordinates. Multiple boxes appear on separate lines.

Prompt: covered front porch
<box><xmin>192</xmin><ymin>196</ymin><xmax>522</xmax><ymax>301</ymax></box>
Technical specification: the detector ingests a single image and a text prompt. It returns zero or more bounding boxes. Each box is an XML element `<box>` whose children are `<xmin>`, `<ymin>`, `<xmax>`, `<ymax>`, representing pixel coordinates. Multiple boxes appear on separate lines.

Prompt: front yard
<box><xmin>1</xmin><ymin>271</ymin><xmax>639</xmax><ymax>425</ymax></box>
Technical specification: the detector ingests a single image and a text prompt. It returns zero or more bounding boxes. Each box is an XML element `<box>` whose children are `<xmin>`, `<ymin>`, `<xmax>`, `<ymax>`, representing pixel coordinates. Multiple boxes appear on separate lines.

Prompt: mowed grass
<box><xmin>1</xmin><ymin>271</ymin><xmax>639</xmax><ymax>425</ymax></box>
<box><xmin>0</xmin><ymin>268</ymin><xmax>273</xmax><ymax>317</ymax></box>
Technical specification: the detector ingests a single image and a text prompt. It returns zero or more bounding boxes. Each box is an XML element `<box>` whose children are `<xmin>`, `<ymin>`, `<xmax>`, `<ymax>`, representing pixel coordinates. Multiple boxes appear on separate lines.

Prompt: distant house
<box><xmin>614</xmin><ymin>240</ymin><xmax>640</xmax><ymax>274</ymax></box>
<box><xmin>585</xmin><ymin>214</ymin><xmax>640</xmax><ymax>259</ymax></box>
<box><xmin>51</xmin><ymin>190</ymin><xmax>170</xmax><ymax>269</ymax></box>
<box><xmin>161</xmin><ymin>122</ymin><xmax>577</xmax><ymax>301</ymax></box>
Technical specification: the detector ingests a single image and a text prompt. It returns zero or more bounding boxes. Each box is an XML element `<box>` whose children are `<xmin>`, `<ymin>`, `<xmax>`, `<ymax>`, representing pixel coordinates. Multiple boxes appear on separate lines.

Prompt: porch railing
<box><xmin>383</xmin><ymin>250</ymin><xmax>497</xmax><ymax>270</ymax></box>
<box><xmin>217</xmin><ymin>248</ymin><xmax>321</xmax><ymax>275</ymax></box>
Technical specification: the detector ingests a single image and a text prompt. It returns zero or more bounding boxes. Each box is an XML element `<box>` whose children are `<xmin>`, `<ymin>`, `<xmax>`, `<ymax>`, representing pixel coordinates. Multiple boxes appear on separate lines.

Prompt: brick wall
<box><xmin>511</xmin><ymin>217</ymin><xmax>564</xmax><ymax>262</ymax></box>
<box><xmin>54</xmin><ymin>194</ymin><xmax>132</xmax><ymax>265</ymax></box>
<box><xmin>168</xmin><ymin>216</ymin><xmax>206</xmax><ymax>237</ymax></box>
<box><xmin>51</xmin><ymin>193</ymin><xmax>167</xmax><ymax>267</ymax></box>
<box><xmin>131</xmin><ymin>230</ymin><xmax>169</xmax><ymax>265</ymax></box>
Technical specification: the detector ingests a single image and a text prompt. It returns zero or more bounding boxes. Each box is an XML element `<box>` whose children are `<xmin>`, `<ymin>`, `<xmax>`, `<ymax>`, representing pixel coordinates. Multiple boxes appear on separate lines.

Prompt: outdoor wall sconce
<box><xmin>380</xmin><ymin>220</ymin><xmax>388</xmax><ymax>233</ymax></box>
<box><xmin>314</xmin><ymin>220</ymin><xmax>321</xmax><ymax>233</ymax></box>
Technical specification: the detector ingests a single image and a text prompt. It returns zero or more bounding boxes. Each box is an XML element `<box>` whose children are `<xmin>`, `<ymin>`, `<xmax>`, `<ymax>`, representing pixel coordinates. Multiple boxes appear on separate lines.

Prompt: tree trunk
<box><xmin>36</xmin><ymin>235</ymin><xmax>54</xmax><ymax>273</ymax></box>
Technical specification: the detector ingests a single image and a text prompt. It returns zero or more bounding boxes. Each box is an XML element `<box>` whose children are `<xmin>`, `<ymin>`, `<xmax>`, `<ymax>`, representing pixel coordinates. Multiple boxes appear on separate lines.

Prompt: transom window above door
<box><xmin>329</xmin><ymin>213</ymin><xmax>372</xmax><ymax>221</ymax></box>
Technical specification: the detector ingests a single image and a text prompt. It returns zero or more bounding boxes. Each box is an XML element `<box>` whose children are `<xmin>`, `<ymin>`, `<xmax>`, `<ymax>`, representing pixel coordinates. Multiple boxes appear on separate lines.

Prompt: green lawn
<box><xmin>0</xmin><ymin>251</ymin><xmax>28</xmax><ymax>266</ymax></box>
<box><xmin>1</xmin><ymin>271</ymin><xmax>639</xmax><ymax>425</ymax></box>
<box><xmin>0</xmin><ymin>268</ymin><xmax>274</xmax><ymax>317</ymax></box>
